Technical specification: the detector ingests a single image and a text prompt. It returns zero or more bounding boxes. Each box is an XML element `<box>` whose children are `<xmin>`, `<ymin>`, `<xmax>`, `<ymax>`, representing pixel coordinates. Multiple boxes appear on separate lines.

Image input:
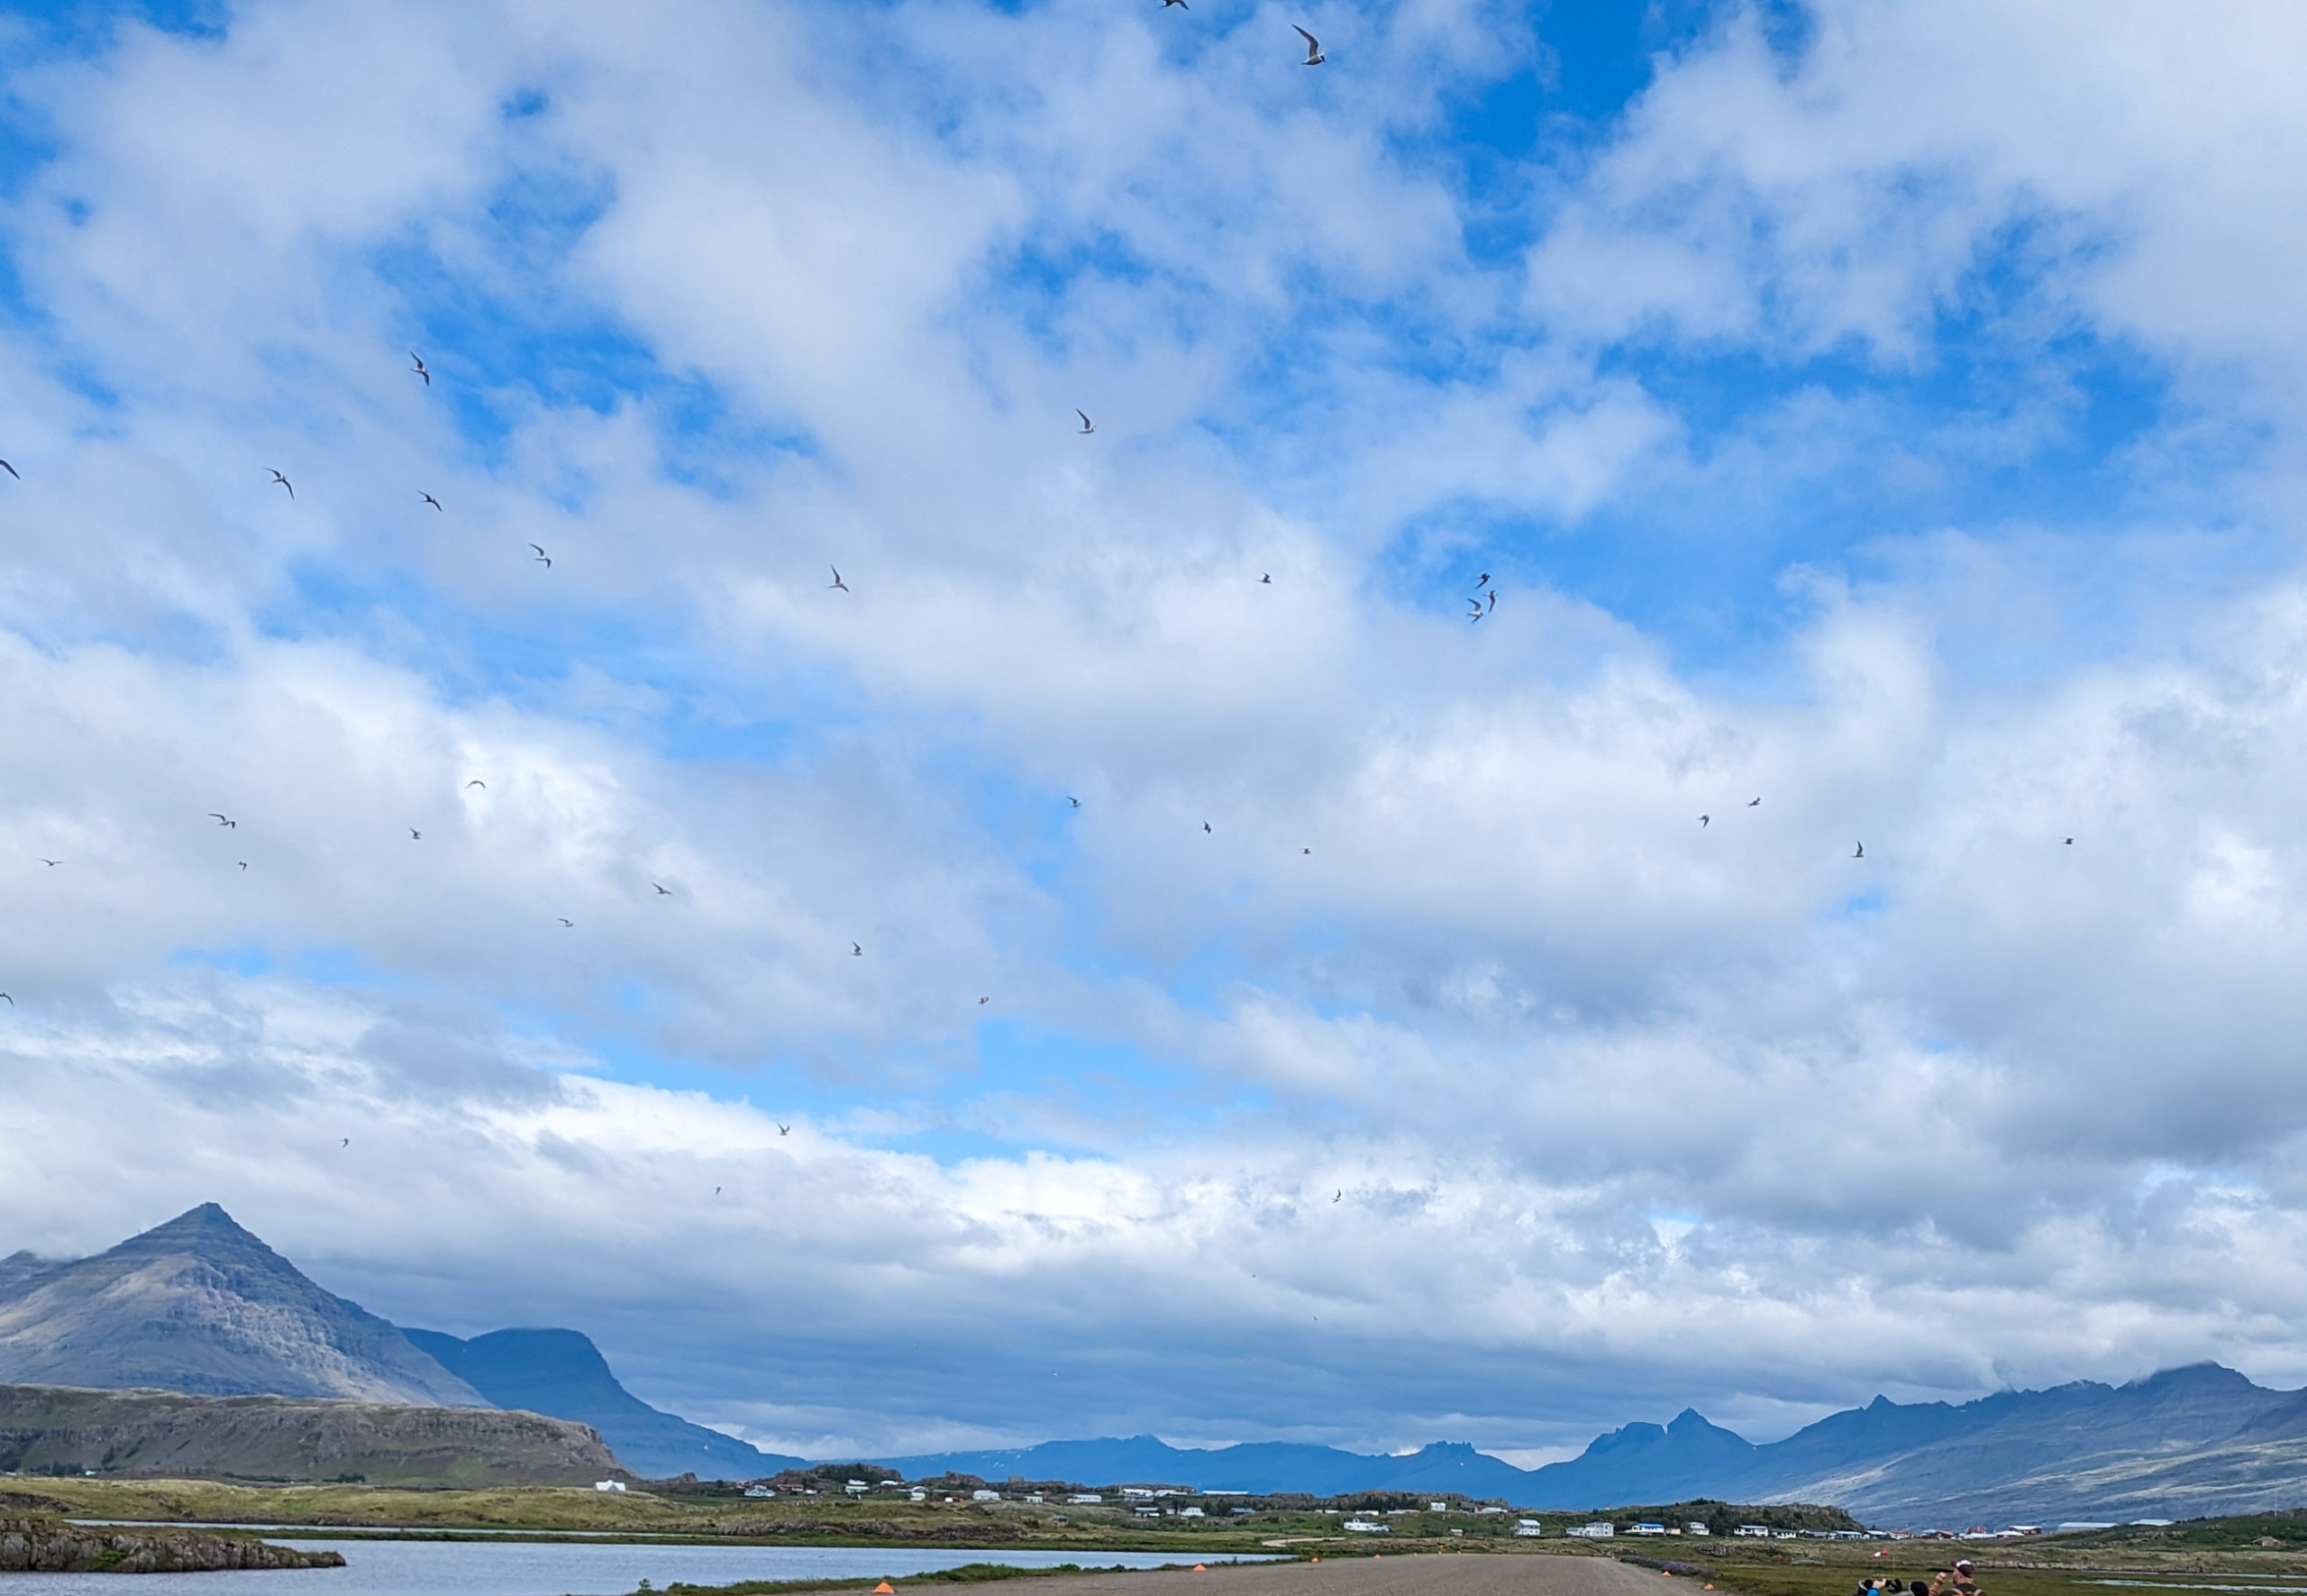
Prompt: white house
<box><xmin>1735</xmin><ymin>1526</ymin><xmax>1773</xmax><ymax>1537</ymax></box>
<box><xmin>1068</xmin><ymin>1493</ymin><xmax>1103</xmax><ymax>1504</ymax></box>
<box><xmin>594</xmin><ymin>1481</ymin><xmax>627</xmax><ymax>1493</ymax></box>
<box><xmin>1515</xmin><ymin>1520</ymin><xmax>1545</xmax><ymax>1538</ymax></box>
<box><xmin>1685</xmin><ymin>1523</ymin><xmax>1710</xmax><ymax>1536</ymax></box>
<box><xmin>1180</xmin><ymin>1507</ymin><xmax>1205</xmax><ymax>1518</ymax></box>
<box><xmin>1344</xmin><ymin>1518</ymin><xmax>1391</xmax><ymax>1534</ymax></box>
<box><xmin>1632</xmin><ymin>1523</ymin><xmax>1667</xmax><ymax>1537</ymax></box>
<box><xmin>1565</xmin><ymin>1523</ymin><xmax>1614</xmax><ymax>1539</ymax></box>
<box><xmin>971</xmin><ymin>1491</ymin><xmax>1000</xmax><ymax>1501</ymax></box>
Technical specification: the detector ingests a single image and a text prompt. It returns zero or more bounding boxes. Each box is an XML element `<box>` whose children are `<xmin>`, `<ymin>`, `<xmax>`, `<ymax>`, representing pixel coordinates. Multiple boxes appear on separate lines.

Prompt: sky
<box><xmin>5</xmin><ymin>0</ymin><xmax>2307</xmax><ymax>1467</ymax></box>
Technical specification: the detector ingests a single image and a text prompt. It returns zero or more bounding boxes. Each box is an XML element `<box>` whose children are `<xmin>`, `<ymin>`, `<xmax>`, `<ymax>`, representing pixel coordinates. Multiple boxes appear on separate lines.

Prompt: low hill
<box><xmin>0</xmin><ymin>1382</ymin><xmax>625</xmax><ymax>1485</ymax></box>
<box><xmin>405</xmin><ymin>1327</ymin><xmax>801</xmax><ymax>1482</ymax></box>
<box><xmin>0</xmin><ymin>1206</ymin><xmax>482</xmax><ymax>1407</ymax></box>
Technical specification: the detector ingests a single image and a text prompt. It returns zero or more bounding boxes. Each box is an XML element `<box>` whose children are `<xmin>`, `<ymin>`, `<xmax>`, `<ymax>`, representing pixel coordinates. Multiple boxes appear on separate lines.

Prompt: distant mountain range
<box><xmin>404</xmin><ymin>1327</ymin><xmax>802</xmax><ymax>1482</ymax></box>
<box><xmin>883</xmin><ymin>1364</ymin><xmax>2307</xmax><ymax>1523</ymax></box>
<box><xmin>0</xmin><ymin>1204</ymin><xmax>791</xmax><ymax>1481</ymax></box>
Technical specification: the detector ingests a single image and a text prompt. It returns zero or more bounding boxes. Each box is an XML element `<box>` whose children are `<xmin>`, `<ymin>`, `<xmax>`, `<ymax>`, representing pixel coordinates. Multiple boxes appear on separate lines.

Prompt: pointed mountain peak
<box><xmin>2127</xmin><ymin>1362</ymin><xmax>2255</xmax><ymax>1392</ymax></box>
<box><xmin>114</xmin><ymin>1203</ymin><xmax>278</xmax><ymax>1263</ymax></box>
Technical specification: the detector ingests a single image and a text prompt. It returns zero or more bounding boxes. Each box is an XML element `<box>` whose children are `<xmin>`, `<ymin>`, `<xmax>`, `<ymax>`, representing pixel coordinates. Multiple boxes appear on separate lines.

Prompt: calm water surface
<box><xmin>0</xmin><ymin>1540</ymin><xmax>1273</xmax><ymax>1596</ymax></box>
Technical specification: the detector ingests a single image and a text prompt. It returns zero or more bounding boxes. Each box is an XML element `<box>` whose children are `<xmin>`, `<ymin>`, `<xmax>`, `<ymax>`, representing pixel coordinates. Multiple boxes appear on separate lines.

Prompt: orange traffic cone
<box><xmin>874</xmin><ymin>1583</ymin><xmax>896</xmax><ymax>1592</ymax></box>
<box><xmin>1194</xmin><ymin>1566</ymin><xmax>1207</xmax><ymax>1573</ymax></box>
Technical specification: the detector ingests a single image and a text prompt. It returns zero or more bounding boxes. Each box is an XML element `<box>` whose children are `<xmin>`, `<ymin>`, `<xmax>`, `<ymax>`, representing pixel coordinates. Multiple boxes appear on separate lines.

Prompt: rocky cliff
<box><xmin>0</xmin><ymin>1382</ymin><xmax>626</xmax><ymax>1486</ymax></box>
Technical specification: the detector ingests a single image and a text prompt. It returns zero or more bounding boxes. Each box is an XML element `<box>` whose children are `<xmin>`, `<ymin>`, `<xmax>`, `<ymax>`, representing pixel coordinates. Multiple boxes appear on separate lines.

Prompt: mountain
<box><xmin>879</xmin><ymin>1436</ymin><xmax>1540</xmax><ymax>1500</ymax></box>
<box><xmin>0</xmin><ymin>1381</ymin><xmax>624</xmax><ymax>1485</ymax></box>
<box><xmin>882</xmin><ymin>1366</ymin><xmax>2307</xmax><ymax>1523</ymax></box>
<box><xmin>405</xmin><ymin>1327</ymin><xmax>801</xmax><ymax>1482</ymax></box>
<box><xmin>0</xmin><ymin>1206</ymin><xmax>484</xmax><ymax>1408</ymax></box>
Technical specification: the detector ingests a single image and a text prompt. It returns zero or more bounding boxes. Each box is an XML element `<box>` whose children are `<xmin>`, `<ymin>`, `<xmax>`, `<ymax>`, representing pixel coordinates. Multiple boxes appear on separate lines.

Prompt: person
<box><xmin>1929</xmin><ymin>1560</ymin><xmax>1981</xmax><ymax>1596</ymax></box>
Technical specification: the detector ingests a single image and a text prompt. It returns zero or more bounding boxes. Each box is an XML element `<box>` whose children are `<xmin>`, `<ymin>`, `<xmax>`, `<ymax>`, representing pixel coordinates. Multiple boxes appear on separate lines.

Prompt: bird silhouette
<box><xmin>1302</xmin><ymin>847</ymin><xmax>1311</xmax><ymax>854</ymax></box>
<box><xmin>1203</xmin><ymin>822</ymin><xmax>1212</xmax><ymax>834</ymax></box>
<box><xmin>1701</xmin><ymin>815</ymin><xmax>1710</xmax><ymax>826</ymax></box>
<box><xmin>0</xmin><ymin>461</ymin><xmax>18</xmax><ymax>480</ymax></box>
<box><xmin>209</xmin><ymin>813</ymin><xmax>236</xmax><ymax>828</ymax></box>
<box><xmin>466</xmin><ymin>780</ymin><xmax>485</xmax><ymax>789</ymax></box>
<box><xmin>0</xmin><ymin>993</ymin><xmax>13</xmax><ymax>1006</ymax></box>
<box><xmin>408</xmin><ymin>828</ymin><xmax>421</xmax><ymax>840</ymax></box>
<box><xmin>38</xmin><ymin>858</ymin><xmax>58</xmax><ymax>867</ymax></box>
<box><xmin>238</xmin><ymin>862</ymin><xmax>248</xmax><ymax>870</ymax></box>
<box><xmin>1076</xmin><ymin>409</ymin><xmax>1095</xmax><ymax>434</ymax></box>
<box><xmin>420</xmin><ymin>492</ymin><xmax>442</xmax><ymax>511</ymax></box>
<box><xmin>852</xmin><ymin>942</ymin><xmax>863</xmax><ymax>956</ymax></box>
<box><xmin>1468</xmin><ymin>598</ymin><xmax>1483</xmax><ymax>622</ymax></box>
<box><xmin>1295</xmin><ymin>24</ymin><xmax>1325</xmax><ymax>63</ymax></box>
<box><xmin>558</xmin><ymin>917</ymin><xmax>574</xmax><ymax>927</ymax></box>
<box><xmin>1853</xmin><ymin>842</ymin><xmax>1865</xmax><ymax>858</ymax></box>
<box><xmin>979</xmin><ymin>996</ymin><xmax>989</xmax><ymax>1005</ymax></box>
<box><xmin>2064</xmin><ymin>836</ymin><xmax>2074</xmax><ymax>845</ymax></box>
<box><xmin>1262</xmin><ymin>573</ymin><xmax>1272</xmax><ymax>583</ymax></box>
<box><xmin>1747</xmin><ymin>797</ymin><xmax>1761</xmax><ymax>807</ymax></box>
<box><xmin>530</xmin><ymin>543</ymin><xmax>551</xmax><ymax>568</ymax></box>
<box><xmin>829</xmin><ymin>566</ymin><xmax>850</xmax><ymax>592</ymax></box>
<box><xmin>1164</xmin><ymin>0</ymin><xmax>1188</xmax><ymax>7</ymax></box>
<box><xmin>1331</xmin><ymin>1189</ymin><xmax>1341</xmax><ymax>1202</ymax></box>
<box><xmin>411</xmin><ymin>352</ymin><xmax>431</xmax><ymax>387</ymax></box>
<box><xmin>1486</xmin><ymin>588</ymin><xmax>1497</xmax><ymax>613</ymax></box>
<box><xmin>653</xmin><ymin>882</ymin><xmax>672</xmax><ymax>895</ymax></box>
<box><xmin>269</xmin><ymin>470</ymin><xmax>294</xmax><ymax>499</ymax></box>
<box><xmin>1068</xmin><ymin>797</ymin><xmax>1081</xmax><ymax>807</ymax></box>
<box><xmin>778</xmin><ymin>1124</ymin><xmax>790</xmax><ymax>1135</ymax></box>
<box><xmin>1474</xmin><ymin>572</ymin><xmax>1489</xmax><ymax>588</ymax></box>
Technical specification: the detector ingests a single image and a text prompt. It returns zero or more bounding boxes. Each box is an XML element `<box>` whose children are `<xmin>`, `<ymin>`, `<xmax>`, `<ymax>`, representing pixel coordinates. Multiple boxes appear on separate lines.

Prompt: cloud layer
<box><xmin>2</xmin><ymin>0</ymin><xmax>2306</xmax><ymax>1462</ymax></box>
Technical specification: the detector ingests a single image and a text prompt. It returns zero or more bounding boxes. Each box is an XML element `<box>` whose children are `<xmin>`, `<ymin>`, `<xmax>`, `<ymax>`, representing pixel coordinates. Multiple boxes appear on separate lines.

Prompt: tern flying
<box><xmin>530</xmin><ymin>543</ymin><xmax>551</xmax><ymax>568</ymax></box>
<box><xmin>421</xmin><ymin>492</ymin><xmax>442</xmax><ymax>511</ymax></box>
<box><xmin>408</xmin><ymin>828</ymin><xmax>421</xmax><ymax>840</ymax></box>
<box><xmin>238</xmin><ymin>862</ymin><xmax>247</xmax><ymax>870</ymax></box>
<box><xmin>829</xmin><ymin>566</ymin><xmax>850</xmax><ymax>592</ymax></box>
<box><xmin>852</xmin><ymin>942</ymin><xmax>863</xmax><ymax>956</ymax></box>
<box><xmin>38</xmin><ymin>858</ymin><xmax>58</xmax><ymax>867</ymax></box>
<box><xmin>1700</xmin><ymin>815</ymin><xmax>1710</xmax><ymax>826</ymax></box>
<box><xmin>1474</xmin><ymin>572</ymin><xmax>1489</xmax><ymax>588</ymax></box>
<box><xmin>0</xmin><ymin>461</ymin><xmax>17</xmax><ymax>480</ymax></box>
<box><xmin>653</xmin><ymin>882</ymin><xmax>672</xmax><ymax>895</ymax></box>
<box><xmin>411</xmin><ymin>352</ymin><xmax>431</xmax><ymax>387</ymax></box>
<box><xmin>1467</xmin><ymin>597</ymin><xmax>1483</xmax><ymax>622</ymax></box>
<box><xmin>341</xmin><ymin>1138</ymin><xmax>349</xmax><ymax>1147</ymax></box>
<box><xmin>1295</xmin><ymin>24</ymin><xmax>1325</xmax><ymax>63</ymax></box>
<box><xmin>269</xmin><ymin>470</ymin><xmax>294</xmax><ymax>500</ymax></box>
<box><xmin>1332</xmin><ymin>1190</ymin><xmax>1341</xmax><ymax>1202</ymax></box>
<box><xmin>0</xmin><ymin>994</ymin><xmax>13</xmax><ymax>1007</ymax></box>
<box><xmin>1747</xmin><ymin>797</ymin><xmax>1761</xmax><ymax>807</ymax></box>
<box><xmin>1068</xmin><ymin>797</ymin><xmax>1081</xmax><ymax>807</ymax></box>
<box><xmin>466</xmin><ymin>780</ymin><xmax>485</xmax><ymax>789</ymax></box>
<box><xmin>778</xmin><ymin>1124</ymin><xmax>790</xmax><ymax>1135</ymax></box>
<box><xmin>979</xmin><ymin>996</ymin><xmax>989</xmax><ymax>1004</ymax></box>
<box><xmin>1262</xmin><ymin>573</ymin><xmax>1272</xmax><ymax>583</ymax></box>
<box><xmin>1853</xmin><ymin>842</ymin><xmax>1865</xmax><ymax>858</ymax></box>
<box><xmin>558</xmin><ymin>917</ymin><xmax>574</xmax><ymax>927</ymax></box>
<box><xmin>1076</xmin><ymin>409</ymin><xmax>1095</xmax><ymax>434</ymax></box>
<box><xmin>1203</xmin><ymin>822</ymin><xmax>1212</xmax><ymax>833</ymax></box>
<box><xmin>209</xmin><ymin>813</ymin><xmax>235</xmax><ymax>828</ymax></box>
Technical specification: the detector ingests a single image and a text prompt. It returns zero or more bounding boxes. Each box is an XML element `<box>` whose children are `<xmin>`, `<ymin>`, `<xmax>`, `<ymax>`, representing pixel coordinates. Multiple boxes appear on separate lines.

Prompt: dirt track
<box><xmin>910</xmin><ymin>1553</ymin><xmax>1681</xmax><ymax>1596</ymax></box>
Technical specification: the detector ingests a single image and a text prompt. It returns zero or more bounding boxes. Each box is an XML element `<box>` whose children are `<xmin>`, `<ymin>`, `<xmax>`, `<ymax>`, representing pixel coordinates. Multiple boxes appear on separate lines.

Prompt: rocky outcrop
<box><xmin>0</xmin><ymin>1205</ymin><xmax>485</xmax><ymax>1407</ymax></box>
<box><xmin>0</xmin><ymin>1382</ymin><xmax>628</xmax><ymax>1486</ymax></box>
<box><xmin>0</xmin><ymin>1514</ymin><xmax>345</xmax><ymax>1573</ymax></box>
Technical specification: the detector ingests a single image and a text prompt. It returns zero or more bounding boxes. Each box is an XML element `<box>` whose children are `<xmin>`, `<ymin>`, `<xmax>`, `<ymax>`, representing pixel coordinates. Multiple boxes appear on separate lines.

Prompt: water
<box><xmin>0</xmin><ymin>1539</ymin><xmax>1275</xmax><ymax>1596</ymax></box>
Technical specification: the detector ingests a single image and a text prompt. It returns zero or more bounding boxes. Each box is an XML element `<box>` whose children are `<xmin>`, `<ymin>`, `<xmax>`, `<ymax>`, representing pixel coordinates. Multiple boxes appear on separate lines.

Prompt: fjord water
<box><xmin>1</xmin><ymin>1541</ymin><xmax>1268</xmax><ymax>1595</ymax></box>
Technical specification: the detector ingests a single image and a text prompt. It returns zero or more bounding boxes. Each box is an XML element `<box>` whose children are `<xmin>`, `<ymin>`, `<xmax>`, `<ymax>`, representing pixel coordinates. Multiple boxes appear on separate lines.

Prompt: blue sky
<box><xmin>5</xmin><ymin>0</ymin><xmax>2307</xmax><ymax>1464</ymax></box>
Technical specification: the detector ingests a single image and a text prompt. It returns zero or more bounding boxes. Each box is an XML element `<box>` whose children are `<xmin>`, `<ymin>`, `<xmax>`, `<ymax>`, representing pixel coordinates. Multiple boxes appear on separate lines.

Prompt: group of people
<box><xmin>1856</xmin><ymin>1558</ymin><xmax>1981</xmax><ymax>1596</ymax></box>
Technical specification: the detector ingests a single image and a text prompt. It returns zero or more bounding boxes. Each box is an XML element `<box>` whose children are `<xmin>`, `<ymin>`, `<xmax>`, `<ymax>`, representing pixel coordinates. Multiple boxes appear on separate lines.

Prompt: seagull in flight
<box><xmin>979</xmin><ymin>996</ymin><xmax>989</xmax><ymax>1005</ymax></box>
<box><xmin>1700</xmin><ymin>814</ymin><xmax>1710</xmax><ymax>827</ymax></box>
<box><xmin>269</xmin><ymin>470</ymin><xmax>294</xmax><ymax>500</ymax></box>
<box><xmin>408</xmin><ymin>828</ymin><xmax>422</xmax><ymax>840</ymax></box>
<box><xmin>1203</xmin><ymin>822</ymin><xmax>1212</xmax><ymax>834</ymax></box>
<box><xmin>1853</xmin><ymin>841</ymin><xmax>1865</xmax><ymax>859</ymax></box>
<box><xmin>1164</xmin><ymin>0</ymin><xmax>1188</xmax><ymax>7</ymax></box>
<box><xmin>1747</xmin><ymin>797</ymin><xmax>1761</xmax><ymax>807</ymax></box>
<box><xmin>466</xmin><ymin>780</ymin><xmax>485</xmax><ymax>789</ymax></box>
<box><xmin>238</xmin><ymin>862</ymin><xmax>248</xmax><ymax>870</ymax></box>
<box><xmin>38</xmin><ymin>858</ymin><xmax>58</xmax><ymax>867</ymax></box>
<box><xmin>851</xmin><ymin>942</ymin><xmax>863</xmax><ymax>956</ymax></box>
<box><xmin>0</xmin><ymin>461</ymin><xmax>17</xmax><ymax>480</ymax></box>
<box><xmin>829</xmin><ymin>566</ymin><xmax>850</xmax><ymax>592</ymax></box>
<box><xmin>1486</xmin><ymin>588</ymin><xmax>1497</xmax><ymax>613</ymax></box>
<box><xmin>1076</xmin><ymin>409</ymin><xmax>1095</xmax><ymax>434</ymax></box>
<box><xmin>209</xmin><ymin>813</ymin><xmax>236</xmax><ymax>828</ymax></box>
<box><xmin>653</xmin><ymin>882</ymin><xmax>672</xmax><ymax>895</ymax></box>
<box><xmin>2064</xmin><ymin>836</ymin><xmax>2074</xmax><ymax>845</ymax></box>
<box><xmin>0</xmin><ymin>993</ymin><xmax>12</xmax><ymax>1006</ymax></box>
<box><xmin>1331</xmin><ymin>1189</ymin><xmax>1341</xmax><ymax>1202</ymax></box>
<box><xmin>1474</xmin><ymin>572</ymin><xmax>1489</xmax><ymax>588</ymax></box>
<box><xmin>1301</xmin><ymin>847</ymin><xmax>1311</xmax><ymax>854</ymax></box>
<box><xmin>778</xmin><ymin>1123</ymin><xmax>790</xmax><ymax>1135</ymax></box>
<box><xmin>1262</xmin><ymin>573</ymin><xmax>1272</xmax><ymax>584</ymax></box>
<box><xmin>530</xmin><ymin>543</ymin><xmax>551</xmax><ymax>569</ymax></box>
<box><xmin>1467</xmin><ymin>597</ymin><xmax>1484</xmax><ymax>622</ymax></box>
<box><xmin>1067</xmin><ymin>796</ymin><xmax>1081</xmax><ymax>807</ymax></box>
<box><xmin>558</xmin><ymin>917</ymin><xmax>574</xmax><ymax>927</ymax></box>
<box><xmin>1295</xmin><ymin>24</ymin><xmax>1325</xmax><ymax>63</ymax></box>
<box><xmin>420</xmin><ymin>492</ymin><xmax>442</xmax><ymax>512</ymax></box>
<box><xmin>411</xmin><ymin>352</ymin><xmax>431</xmax><ymax>387</ymax></box>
